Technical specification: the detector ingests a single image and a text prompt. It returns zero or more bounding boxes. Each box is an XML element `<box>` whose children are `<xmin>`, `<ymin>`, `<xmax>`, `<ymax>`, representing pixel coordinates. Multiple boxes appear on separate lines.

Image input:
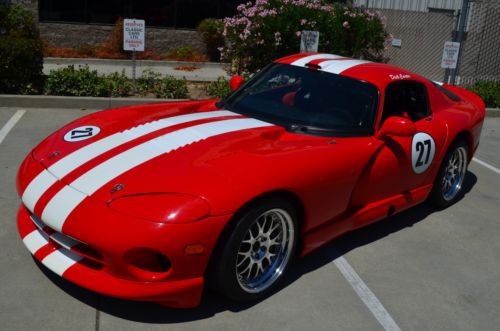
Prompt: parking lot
<box><xmin>1</xmin><ymin>106</ymin><xmax>499</xmax><ymax>331</ymax></box>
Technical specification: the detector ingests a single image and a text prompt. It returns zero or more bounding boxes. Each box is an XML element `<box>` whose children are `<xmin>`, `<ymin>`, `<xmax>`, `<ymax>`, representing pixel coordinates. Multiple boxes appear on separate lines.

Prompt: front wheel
<box><xmin>211</xmin><ymin>197</ymin><xmax>298</xmax><ymax>302</ymax></box>
<box><xmin>429</xmin><ymin>140</ymin><xmax>468</xmax><ymax>208</ymax></box>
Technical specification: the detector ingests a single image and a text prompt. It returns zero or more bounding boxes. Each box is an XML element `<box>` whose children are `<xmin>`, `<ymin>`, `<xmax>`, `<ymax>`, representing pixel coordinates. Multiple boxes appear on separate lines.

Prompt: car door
<box><xmin>349</xmin><ymin>80</ymin><xmax>446</xmax><ymax>210</ymax></box>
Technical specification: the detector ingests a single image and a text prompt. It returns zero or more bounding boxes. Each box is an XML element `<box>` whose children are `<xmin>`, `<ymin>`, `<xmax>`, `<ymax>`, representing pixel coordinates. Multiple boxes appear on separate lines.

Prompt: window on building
<box><xmin>39</xmin><ymin>0</ymin><xmax>242</xmax><ymax>28</ymax></box>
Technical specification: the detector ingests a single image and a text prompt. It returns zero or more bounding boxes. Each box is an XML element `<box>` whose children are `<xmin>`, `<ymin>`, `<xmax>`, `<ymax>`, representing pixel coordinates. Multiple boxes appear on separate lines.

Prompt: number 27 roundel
<box><xmin>411</xmin><ymin>132</ymin><xmax>436</xmax><ymax>174</ymax></box>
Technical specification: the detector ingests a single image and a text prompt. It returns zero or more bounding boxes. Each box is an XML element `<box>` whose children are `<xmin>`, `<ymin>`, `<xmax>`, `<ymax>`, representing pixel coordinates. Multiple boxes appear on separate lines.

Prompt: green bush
<box><xmin>44</xmin><ymin>66</ymin><xmax>187</xmax><ymax>99</ymax></box>
<box><xmin>207</xmin><ymin>77</ymin><xmax>231</xmax><ymax>98</ymax></box>
<box><xmin>136</xmin><ymin>69</ymin><xmax>162</xmax><ymax>96</ymax></box>
<box><xmin>105</xmin><ymin>71</ymin><xmax>132</xmax><ymax>97</ymax></box>
<box><xmin>197</xmin><ymin>18</ymin><xmax>225</xmax><ymax>62</ymax></box>
<box><xmin>137</xmin><ymin>69</ymin><xmax>188</xmax><ymax>99</ymax></box>
<box><xmin>154</xmin><ymin>76</ymin><xmax>189</xmax><ymax>99</ymax></box>
<box><xmin>0</xmin><ymin>3</ymin><xmax>44</xmax><ymax>93</ymax></box>
<box><xmin>222</xmin><ymin>0</ymin><xmax>388</xmax><ymax>72</ymax></box>
<box><xmin>44</xmin><ymin>65</ymin><xmax>109</xmax><ymax>97</ymax></box>
<box><xmin>468</xmin><ymin>81</ymin><xmax>500</xmax><ymax>108</ymax></box>
<box><xmin>168</xmin><ymin>46</ymin><xmax>196</xmax><ymax>60</ymax></box>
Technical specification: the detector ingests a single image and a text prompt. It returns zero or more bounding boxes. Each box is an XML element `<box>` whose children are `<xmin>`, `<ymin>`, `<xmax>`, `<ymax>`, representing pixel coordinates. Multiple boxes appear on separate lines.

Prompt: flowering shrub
<box><xmin>221</xmin><ymin>0</ymin><xmax>388</xmax><ymax>72</ymax></box>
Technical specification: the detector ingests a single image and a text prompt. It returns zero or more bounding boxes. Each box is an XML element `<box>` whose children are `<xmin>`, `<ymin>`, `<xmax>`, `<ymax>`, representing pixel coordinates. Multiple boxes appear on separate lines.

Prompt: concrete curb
<box><xmin>0</xmin><ymin>95</ymin><xmax>184</xmax><ymax>109</ymax></box>
<box><xmin>44</xmin><ymin>57</ymin><xmax>230</xmax><ymax>82</ymax></box>
<box><xmin>1</xmin><ymin>95</ymin><xmax>499</xmax><ymax>116</ymax></box>
<box><xmin>486</xmin><ymin>108</ymin><xmax>500</xmax><ymax>117</ymax></box>
<box><xmin>45</xmin><ymin>57</ymin><xmax>229</xmax><ymax>69</ymax></box>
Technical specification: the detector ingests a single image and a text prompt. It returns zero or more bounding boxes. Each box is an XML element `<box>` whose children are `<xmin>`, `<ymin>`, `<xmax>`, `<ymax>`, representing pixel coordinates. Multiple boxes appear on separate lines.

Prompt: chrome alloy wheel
<box><xmin>235</xmin><ymin>208</ymin><xmax>295</xmax><ymax>293</ymax></box>
<box><xmin>442</xmin><ymin>146</ymin><xmax>467</xmax><ymax>201</ymax></box>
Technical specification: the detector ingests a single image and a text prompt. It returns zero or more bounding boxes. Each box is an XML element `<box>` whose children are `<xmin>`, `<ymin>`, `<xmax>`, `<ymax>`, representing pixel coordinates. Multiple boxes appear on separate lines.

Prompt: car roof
<box><xmin>274</xmin><ymin>53</ymin><xmax>428</xmax><ymax>90</ymax></box>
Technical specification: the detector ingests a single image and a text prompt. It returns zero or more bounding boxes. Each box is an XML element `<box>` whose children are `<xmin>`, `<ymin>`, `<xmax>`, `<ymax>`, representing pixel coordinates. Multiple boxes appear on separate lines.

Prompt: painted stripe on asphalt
<box><xmin>291</xmin><ymin>54</ymin><xmax>344</xmax><ymax>67</ymax></box>
<box><xmin>41</xmin><ymin>248</ymin><xmax>82</xmax><ymax>276</ymax></box>
<box><xmin>41</xmin><ymin>118</ymin><xmax>273</xmax><ymax>232</ymax></box>
<box><xmin>472</xmin><ymin>157</ymin><xmax>500</xmax><ymax>176</ymax></box>
<box><xmin>334</xmin><ymin>256</ymin><xmax>401</xmax><ymax>331</ymax></box>
<box><xmin>0</xmin><ymin>110</ymin><xmax>25</xmax><ymax>144</ymax></box>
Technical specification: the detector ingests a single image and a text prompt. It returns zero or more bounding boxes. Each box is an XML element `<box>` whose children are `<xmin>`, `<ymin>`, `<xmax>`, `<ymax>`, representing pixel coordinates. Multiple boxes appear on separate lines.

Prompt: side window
<box><xmin>382</xmin><ymin>81</ymin><xmax>430</xmax><ymax>123</ymax></box>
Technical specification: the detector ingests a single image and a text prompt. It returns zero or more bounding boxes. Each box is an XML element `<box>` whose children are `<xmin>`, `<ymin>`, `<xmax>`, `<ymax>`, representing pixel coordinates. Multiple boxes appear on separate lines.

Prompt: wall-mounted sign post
<box><xmin>300</xmin><ymin>31</ymin><xmax>319</xmax><ymax>53</ymax></box>
<box><xmin>123</xmin><ymin>18</ymin><xmax>145</xmax><ymax>91</ymax></box>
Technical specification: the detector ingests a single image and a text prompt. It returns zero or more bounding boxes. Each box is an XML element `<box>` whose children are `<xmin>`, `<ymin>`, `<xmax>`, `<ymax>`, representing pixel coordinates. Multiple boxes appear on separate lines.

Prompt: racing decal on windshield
<box><xmin>64</xmin><ymin>126</ymin><xmax>101</xmax><ymax>142</ymax></box>
<box><xmin>411</xmin><ymin>132</ymin><xmax>436</xmax><ymax>174</ymax></box>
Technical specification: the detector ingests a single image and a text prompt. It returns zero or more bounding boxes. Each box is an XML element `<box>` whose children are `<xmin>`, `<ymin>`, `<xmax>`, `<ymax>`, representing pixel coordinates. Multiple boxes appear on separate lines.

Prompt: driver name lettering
<box><xmin>389</xmin><ymin>74</ymin><xmax>411</xmax><ymax>80</ymax></box>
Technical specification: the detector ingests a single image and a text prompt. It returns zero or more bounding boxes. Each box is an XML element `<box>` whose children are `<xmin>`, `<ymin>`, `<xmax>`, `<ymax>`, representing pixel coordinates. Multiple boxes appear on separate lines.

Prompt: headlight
<box><xmin>108</xmin><ymin>193</ymin><xmax>210</xmax><ymax>223</ymax></box>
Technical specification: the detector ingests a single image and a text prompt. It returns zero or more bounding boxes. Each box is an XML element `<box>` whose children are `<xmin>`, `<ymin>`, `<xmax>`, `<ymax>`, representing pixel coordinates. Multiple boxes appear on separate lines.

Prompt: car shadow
<box><xmin>36</xmin><ymin>171</ymin><xmax>477</xmax><ymax>323</ymax></box>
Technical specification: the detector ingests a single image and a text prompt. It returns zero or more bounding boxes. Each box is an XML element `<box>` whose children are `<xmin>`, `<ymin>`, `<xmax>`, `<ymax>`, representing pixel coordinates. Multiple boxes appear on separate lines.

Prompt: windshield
<box><xmin>223</xmin><ymin>63</ymin><xmax>379</xmax><ymax>136</ymax></box>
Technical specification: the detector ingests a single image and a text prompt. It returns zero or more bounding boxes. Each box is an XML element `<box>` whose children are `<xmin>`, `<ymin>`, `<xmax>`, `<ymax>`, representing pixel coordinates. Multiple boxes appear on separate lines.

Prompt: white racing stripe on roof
<box><xmin>319</xmin><ymin>59</ymin><xmax>370</xmax><ymax>74</ymax></box>
<box><xmin>22</xmin><ymin>229</ymin><xmax>50</xmax><ymax>254</ymax></box>
<box><xmin>41</xmin><ymin>249</ymin><xmax>82</xmax><ymax>276</ymax></box>
<box><xmin>21</xmin><ymin>110</ymin><xmax>238</xmax><ymax>214</ymax></box>
<box><xmin>291</xmin><ymin>54</ymin><xmax>344</xmax><ymax>67</ymax></box>
<box><xmin>41</xmin><ymin>118</ymin><xmax>274</xmax><ymax>232</ymax></box>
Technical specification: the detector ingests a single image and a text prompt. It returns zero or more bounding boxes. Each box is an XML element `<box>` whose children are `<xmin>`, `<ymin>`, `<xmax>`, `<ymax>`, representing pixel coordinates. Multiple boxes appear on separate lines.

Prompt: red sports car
<box><xmin>17</xmin><ymin>53</ymin><xmax>485</xmax><ymax>308</ymax></box>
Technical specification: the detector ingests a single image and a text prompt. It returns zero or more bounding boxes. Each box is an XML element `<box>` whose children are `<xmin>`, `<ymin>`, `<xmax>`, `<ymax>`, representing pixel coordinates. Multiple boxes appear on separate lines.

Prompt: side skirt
<box><xmin>300</xmin><ymin>184</ymin><xmax>433</xmax><ymax>256</ymax></box>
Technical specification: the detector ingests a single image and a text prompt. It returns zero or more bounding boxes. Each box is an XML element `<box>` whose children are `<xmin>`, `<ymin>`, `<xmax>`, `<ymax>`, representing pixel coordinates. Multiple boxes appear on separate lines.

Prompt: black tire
<box><xmin>428</xmin><ymin>139</ymin><xmax>468</xmax><ymax>208</ymax></box>
<box><xmin>211</xmin><ymin>196</ymin><xmax>299</xmax><ymax>302</ymax></box>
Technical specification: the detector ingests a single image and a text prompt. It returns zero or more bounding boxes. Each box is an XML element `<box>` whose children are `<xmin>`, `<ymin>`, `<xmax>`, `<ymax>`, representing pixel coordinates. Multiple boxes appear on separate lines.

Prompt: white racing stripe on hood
<box><xmin>22</xmin><ymin>170</ymin><xmax>58</xmax><ymax>212</ymax></box>
<box><xmin>290</xmin><ymin>54</ymin><xmax>344</xmax><ymax>67</ymax></box>
<box><xmin>22</xmin><ymin>110</ymin><xmax>238</xmax><ymax>213</ymax></box>
<box><xmin>319</xmin><ymin>59</ymin><xmax>369</xmax><ymax>74</ymax></box>
<box><xmin>41</xmin><ymin>118</ymin><xmax>274</xmax><ymax>232</ymax></box>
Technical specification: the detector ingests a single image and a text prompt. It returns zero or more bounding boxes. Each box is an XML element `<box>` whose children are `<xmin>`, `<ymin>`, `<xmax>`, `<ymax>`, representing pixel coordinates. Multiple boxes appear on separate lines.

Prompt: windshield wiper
<box><xmin>286</xmin><ymin>124</ymin><xmax>336</xmax><ymax>135</ymax></box>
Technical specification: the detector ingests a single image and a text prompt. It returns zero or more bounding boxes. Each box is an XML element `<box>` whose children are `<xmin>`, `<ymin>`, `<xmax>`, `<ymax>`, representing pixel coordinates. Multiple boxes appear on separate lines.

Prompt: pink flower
<box><xmin>343</xmin><ymin>21</ymin><xmax>350</xmax><ymax>28</ymax></box>
<box><xmin>300</xmin><ymin>19</ymin><xmax>307</xmax><ymax>25</ymax></box>
<box><xmin>296</xmin><ymin>31</ymin><xmax>301</xmax><ymax>37</ymax></box>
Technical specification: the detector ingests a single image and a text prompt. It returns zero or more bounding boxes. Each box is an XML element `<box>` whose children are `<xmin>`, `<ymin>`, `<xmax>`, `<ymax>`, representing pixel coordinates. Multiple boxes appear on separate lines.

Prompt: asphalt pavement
<box><xmin>0</xmin><ymin>106</ymin><xmax>499</xmax><ymax>331</ymax></box>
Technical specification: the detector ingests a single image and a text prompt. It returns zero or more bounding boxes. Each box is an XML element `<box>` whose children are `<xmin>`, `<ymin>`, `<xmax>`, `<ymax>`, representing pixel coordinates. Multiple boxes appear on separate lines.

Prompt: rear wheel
<box><xmin>429</xmin><ymin>140</ymin><xmax>468</xmax><ymax>208</ymax></box>
<box><xmin>212</xmin><ymin>197</ymin><xmax>298</xmax><ymax>302</ymax></box>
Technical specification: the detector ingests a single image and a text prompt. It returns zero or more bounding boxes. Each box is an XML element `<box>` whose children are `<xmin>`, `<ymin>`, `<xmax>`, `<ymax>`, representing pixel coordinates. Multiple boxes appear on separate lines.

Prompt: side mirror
<box><xmin>376</xmin><ymin>116</ymin><xmax>416</xmax><ymax>139</ymax></box>
<box><xmin>229</xmin><ymin>75</ymin><xmax>245</xmax><ymax>91</ymax></box>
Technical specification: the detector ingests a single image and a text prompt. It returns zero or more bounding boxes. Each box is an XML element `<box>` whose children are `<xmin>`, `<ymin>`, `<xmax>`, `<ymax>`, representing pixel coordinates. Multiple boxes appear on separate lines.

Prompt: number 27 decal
<box><xmin>411</xmin><ymin>132</ymin><xmax>436</xmax><ymax>174</ymax></box>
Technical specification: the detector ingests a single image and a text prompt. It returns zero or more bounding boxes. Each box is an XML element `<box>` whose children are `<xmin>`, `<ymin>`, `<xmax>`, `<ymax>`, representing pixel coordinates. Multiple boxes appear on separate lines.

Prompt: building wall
<box><xmin>382</xmin><ymin>9</ymin><xmax>455</xmax><ymax>82</ymax></box>
<box><xmin>354</xmin><ymin>0</ymin><xmax>462</xmax><ymax>12</ymax></box>
<box><xmin>12</xmin><ymin>0</ymin><xmax>205</xmax><ymax>53</ymax></box>
<box><xmin>361</xmin><ymin>0</ymin><xmax>499</xmax><ymax>85</ymax></box>
<box><xmin>458</xmin><ymin>0</ymin><xmax>500</xmax><ymax>84</ymax></box>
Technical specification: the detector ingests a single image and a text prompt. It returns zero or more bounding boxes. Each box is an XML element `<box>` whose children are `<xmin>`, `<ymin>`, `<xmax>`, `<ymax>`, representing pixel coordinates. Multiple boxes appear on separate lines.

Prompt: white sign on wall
<box><xmin>123</xmin><ymin>19</ymin><xmax>145</xmax><ymax>52</ymax></box>
<box><xmin>300</xmin><ymin>31</ymin><xmax>319</xmax><ymax>53</ymax></box>
<box><xmin>441</xmin><ymin>41</ymin><xmax>460</xmax><ymax>69</ymax></box>
<box><xmin>391</xmin><ymin>38</ymin><xmax>402</xmax><ymax>47</ymax></box>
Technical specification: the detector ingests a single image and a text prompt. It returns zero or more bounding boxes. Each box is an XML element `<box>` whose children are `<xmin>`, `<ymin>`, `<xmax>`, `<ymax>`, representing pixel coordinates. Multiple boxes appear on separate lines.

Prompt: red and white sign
<box><xmin>123</xmin><ymin>19</ymin><xmax>145</xmax><ymax>51</ymax></box>
<box><xmin>441</xmin><ymin>41</ymin><xmax>460</xmax><ymax>69</ymax></box>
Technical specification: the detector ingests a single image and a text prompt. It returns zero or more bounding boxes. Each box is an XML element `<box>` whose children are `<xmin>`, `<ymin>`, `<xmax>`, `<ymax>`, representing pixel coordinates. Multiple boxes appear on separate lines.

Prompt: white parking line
<box><xmin>473</xmin><ymin>157</ymin><xmax>500</xmax><ymax>176</ymax></box>
<box><xmin>0</xmin><ymin>110</ymin><xmax>26</xmax><ymax>145</ymax></box>
<box><xmin>334</xmin><ymin>256</ymin><xmax>402</xmax><ymax>331</ymax></box>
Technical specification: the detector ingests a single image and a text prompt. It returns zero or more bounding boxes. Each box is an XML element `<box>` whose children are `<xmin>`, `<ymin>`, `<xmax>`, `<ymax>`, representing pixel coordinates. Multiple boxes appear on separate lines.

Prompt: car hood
<box><xmin>31</xmin><ymin>100</ymin><xmax>331</xmax><ymax>210</ymax></box>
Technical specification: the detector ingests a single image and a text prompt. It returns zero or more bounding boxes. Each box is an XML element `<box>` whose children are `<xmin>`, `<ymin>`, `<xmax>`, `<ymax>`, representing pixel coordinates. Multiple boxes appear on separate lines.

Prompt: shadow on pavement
<box><xmin>36</xmin><ymin>171</ymin><xmax>477</xmax><ymax>323</ymax></box>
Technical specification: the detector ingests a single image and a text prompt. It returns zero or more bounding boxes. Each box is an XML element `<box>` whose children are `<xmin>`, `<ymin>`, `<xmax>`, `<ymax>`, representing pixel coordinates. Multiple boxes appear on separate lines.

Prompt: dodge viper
<box><xmin>17</xmin><ymin>53</ymin><xmax>485</xmax><ymax>308</ymax></box>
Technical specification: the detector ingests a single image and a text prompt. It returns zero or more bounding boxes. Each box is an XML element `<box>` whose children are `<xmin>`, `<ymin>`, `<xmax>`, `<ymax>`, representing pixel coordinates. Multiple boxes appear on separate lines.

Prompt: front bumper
<box><xmin>17</xmin><ymin>205</ymin><xmax>231</xmax><ymax>308</ymax></box>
